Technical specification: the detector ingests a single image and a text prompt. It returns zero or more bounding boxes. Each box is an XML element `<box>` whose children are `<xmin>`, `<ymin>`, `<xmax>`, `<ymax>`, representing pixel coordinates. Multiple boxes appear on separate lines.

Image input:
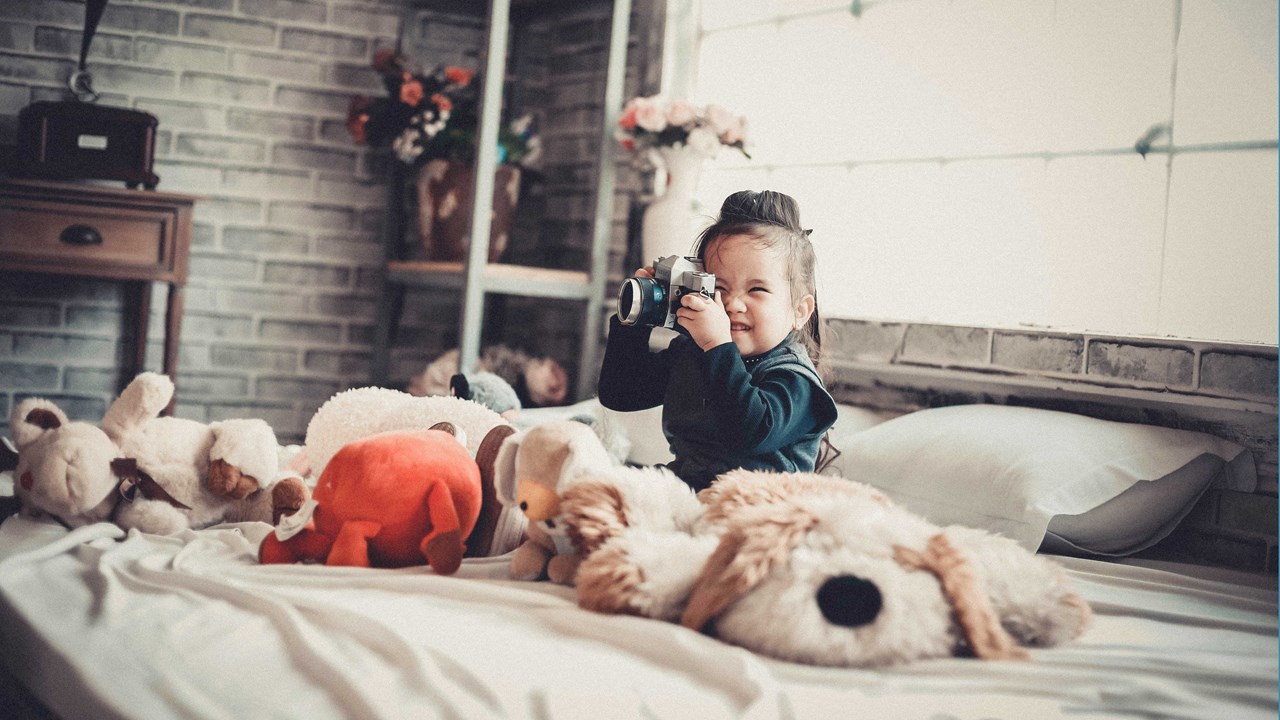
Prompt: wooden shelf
<box><xmin>386</xmin><ymin>260</ymin><xmax>592</xmax><ymax>299</ymax></box>
<box><xmin>370</xmin><ymin>0</ymin><xmax>631</xmax><ymax>400</ymax></box>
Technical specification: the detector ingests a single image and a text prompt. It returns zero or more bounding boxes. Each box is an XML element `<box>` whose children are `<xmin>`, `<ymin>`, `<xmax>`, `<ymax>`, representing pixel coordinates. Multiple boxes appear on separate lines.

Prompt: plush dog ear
<box><xmin>467</xmin><ymin>424</ymin><xmax>519</xmax><ymax>558</ymax></box>
<box><xmin>10</xmin><ymin>398</ymin><xmax>68</xmax><ymax>449</ymax></box>
<box><xmin>894</xmin><ymin>533</ymin><xmax>1029</xmax><ymax>661</ymax></box>
<box><xmin>493</xmin><ymin>429</ymin><xmax>524</xmax><ymax>506</ymax></box>
<box><xmin>558</xmin><ymin>429</ymin><xmax>609</xmax><ymax>488</ymax></box>
<box><xmin>681</xmin><ymin>501</ymin><xmax>818</xmax><ymax>632</ymax></box>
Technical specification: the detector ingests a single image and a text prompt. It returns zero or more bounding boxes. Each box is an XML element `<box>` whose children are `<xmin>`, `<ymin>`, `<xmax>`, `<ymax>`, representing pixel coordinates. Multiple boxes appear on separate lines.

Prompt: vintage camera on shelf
<box><xmin>618</xmin><ymin>255</ymin><xmax>716</xmax><ymax>330</ymax></box>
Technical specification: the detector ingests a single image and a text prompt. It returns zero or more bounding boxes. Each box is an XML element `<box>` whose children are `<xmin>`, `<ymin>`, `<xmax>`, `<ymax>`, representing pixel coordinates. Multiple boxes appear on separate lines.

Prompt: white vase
<box><xmin>641</xmin><ymin>146</ymin><xmax>706</xmax><ymax>262</ymax></box>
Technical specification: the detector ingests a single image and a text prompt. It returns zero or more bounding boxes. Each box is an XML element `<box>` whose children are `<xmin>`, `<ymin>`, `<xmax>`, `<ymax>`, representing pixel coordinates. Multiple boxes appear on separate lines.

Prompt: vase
<box><xmin>415</xmin><ymin>159</ymin><xmax>521</xmax><ymax>263</ymax></box>
<box><xmin>641</xmin><ymin>145</ymin><xmax>706</xmax><ymax>262</ymax></box>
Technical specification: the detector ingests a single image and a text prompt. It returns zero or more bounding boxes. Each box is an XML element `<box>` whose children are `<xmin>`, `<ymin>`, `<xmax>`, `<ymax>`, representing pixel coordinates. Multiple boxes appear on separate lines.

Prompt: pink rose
<box><xmin>399</xmin><ymin>74</ymin><xmax>424</xmax><ymax>107</ymax></box>
<box><xmin>617</xmin><ymin>103</ymin><xmax>638</xmax><ymax>130</ymax></box>
<box><xmin>634</xmin><ymin>97</ymin><xmax>667</xmax><ymax>133</ymax></box>
<box><xmin>666</xmin><ymin>100</ymin><xmax>695</xmax><ymax>127</ymax></box>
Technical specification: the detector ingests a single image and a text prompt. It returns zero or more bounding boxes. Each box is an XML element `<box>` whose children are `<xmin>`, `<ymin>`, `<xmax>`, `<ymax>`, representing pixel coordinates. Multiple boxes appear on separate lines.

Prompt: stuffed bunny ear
<box><xmin>681</xmin><ymin>502</ymin><xmax>819</xmax><ymax>632</ymax></box>
<box><xmin>10</xmin><ymin>398</ymin><xmax>68</xmax><ymax>449</ymax></box>
<box><xmin>493</xmin><ymin>430</ymin><xmax>524</xmax><ymax>506</ymax></box>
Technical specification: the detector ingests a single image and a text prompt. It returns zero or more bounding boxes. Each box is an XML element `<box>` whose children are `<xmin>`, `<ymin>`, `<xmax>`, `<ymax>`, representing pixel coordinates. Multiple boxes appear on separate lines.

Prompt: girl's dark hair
<box><xmin>691</xmin><ymin>190</ymin><xmax>826</xmax><ymax>377</ymax></box>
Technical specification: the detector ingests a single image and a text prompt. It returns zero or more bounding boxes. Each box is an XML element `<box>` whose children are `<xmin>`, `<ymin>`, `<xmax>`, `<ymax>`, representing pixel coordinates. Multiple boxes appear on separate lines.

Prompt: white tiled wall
<box><xmin>691</xmin><ymin>0</ymin><xmax>1278</xmax><ymax>344</ymax></box>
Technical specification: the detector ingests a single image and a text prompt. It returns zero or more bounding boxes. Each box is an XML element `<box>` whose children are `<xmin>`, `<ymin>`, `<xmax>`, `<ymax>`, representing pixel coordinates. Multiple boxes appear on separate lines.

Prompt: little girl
<box><xmin>597</xmin><ymin>189</ymin><xmax>838</xmax><ymax>491</ymax></box>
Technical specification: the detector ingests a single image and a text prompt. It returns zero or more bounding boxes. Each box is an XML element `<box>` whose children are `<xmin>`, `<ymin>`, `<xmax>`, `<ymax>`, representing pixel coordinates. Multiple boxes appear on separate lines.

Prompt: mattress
<box><xmin>0</xmin><ymin>515</ymin><xmax>1274</xmax><ymax>720</ymax></box>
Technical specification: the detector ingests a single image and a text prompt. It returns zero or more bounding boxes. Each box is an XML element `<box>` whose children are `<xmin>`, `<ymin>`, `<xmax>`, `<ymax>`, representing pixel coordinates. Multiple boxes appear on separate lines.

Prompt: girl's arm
<box><xmin>597</xmin><ymin>315</ymin><xmax>671</xmax><ymax>411</ymax></box>
<box><xmin>699</xmin><ymin>344</ymin><xmax>837</xmax><ymax>454</ymax></box>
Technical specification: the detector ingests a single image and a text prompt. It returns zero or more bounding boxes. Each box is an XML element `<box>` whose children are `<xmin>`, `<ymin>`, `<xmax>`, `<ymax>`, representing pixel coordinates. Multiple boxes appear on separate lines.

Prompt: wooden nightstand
<box><xmin>0</xmin><ymin>178</ymin><xmax>197</xmax><ymax>405</ymax></box>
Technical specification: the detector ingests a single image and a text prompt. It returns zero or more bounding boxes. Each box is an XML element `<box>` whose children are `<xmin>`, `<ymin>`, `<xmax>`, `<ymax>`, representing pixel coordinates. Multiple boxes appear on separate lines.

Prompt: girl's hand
<box><xmin>677</xmin><ymin>291</ymin><xmax>731</xmax><ymax>352</ymax></box>
<box><xmin>633</xmin><ymin>266</ymin><xmax>655</xmax><ymax>279</ymax></box>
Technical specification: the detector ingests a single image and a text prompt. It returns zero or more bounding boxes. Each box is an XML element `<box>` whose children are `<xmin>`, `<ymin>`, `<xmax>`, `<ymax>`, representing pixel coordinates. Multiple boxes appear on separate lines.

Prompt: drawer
<box><xmin>0</xmin><ymin>196</ymin><xmax>178</xmax><ymax>280</ymax></box>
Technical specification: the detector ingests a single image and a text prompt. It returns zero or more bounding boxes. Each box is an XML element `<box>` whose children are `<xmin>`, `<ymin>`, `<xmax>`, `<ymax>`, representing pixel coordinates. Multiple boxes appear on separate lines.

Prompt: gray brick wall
<box><xmin>0</xmin><ymin>0</ymin><xmax>659</xmax><ymax>443</ymax></box>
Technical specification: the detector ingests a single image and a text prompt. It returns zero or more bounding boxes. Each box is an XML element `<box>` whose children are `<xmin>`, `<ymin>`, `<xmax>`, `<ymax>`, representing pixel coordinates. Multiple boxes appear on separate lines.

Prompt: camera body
<box><xmin>618</xmin><ymin>255</ymin><xmax>716</xmax><ymax>329</ymax></box>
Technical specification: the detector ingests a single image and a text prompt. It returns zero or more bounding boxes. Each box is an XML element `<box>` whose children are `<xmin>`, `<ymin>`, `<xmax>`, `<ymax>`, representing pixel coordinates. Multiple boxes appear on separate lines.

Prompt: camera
<box><xmin>618</xmin><ymin>255</ymin><xmax>716</xmax><ymax>329</ymax></box>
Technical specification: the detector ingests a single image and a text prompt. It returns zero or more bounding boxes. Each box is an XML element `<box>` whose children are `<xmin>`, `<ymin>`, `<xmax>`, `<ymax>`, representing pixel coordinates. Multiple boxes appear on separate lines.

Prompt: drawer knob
<box><xmin>59</xmin><ymin>224</ymin><xmax>104</xmax><ymax>246</ymax></box>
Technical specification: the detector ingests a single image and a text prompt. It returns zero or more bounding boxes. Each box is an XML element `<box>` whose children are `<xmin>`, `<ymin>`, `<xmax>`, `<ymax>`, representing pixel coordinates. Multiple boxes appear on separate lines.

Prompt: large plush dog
<box><xmin>559</xmin><ymin>468</ymin><xmax>1092</xmax><ymax>667</ymax></box>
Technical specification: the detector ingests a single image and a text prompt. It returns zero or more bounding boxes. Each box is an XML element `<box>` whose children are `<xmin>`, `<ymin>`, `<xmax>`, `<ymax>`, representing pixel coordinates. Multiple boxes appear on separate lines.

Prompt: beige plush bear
<box><xmin>102</xmin><ymin>372</ymin><xmax>307</xmax><ymax>534</ymax></box>
<box><xmin>10</xmin><ymin>372</ymin><xmax>307</xmax><ymax>534</ymax></box>
<box><xmin>10</xmin><ymin>398</ymin><xmax>122</xmax><ymax>528</ymax></box>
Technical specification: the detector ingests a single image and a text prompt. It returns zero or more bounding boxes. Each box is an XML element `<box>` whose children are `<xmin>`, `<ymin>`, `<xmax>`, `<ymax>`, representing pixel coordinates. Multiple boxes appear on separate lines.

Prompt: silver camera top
<box><xmin>618</xmin><ymin>255</ymin><xmax>717</xmax><ymax>331</ymax></box>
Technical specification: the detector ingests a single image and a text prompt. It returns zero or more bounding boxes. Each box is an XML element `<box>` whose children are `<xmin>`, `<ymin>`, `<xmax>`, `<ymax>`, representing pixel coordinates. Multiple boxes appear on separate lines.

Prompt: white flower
<box><xmin>686</xmin><ymin>126</ymin><xmax>721</xmax><ymax>158</ymax></box>
<box><xmin>392</xmin><ymin>129</ymin><xmax>424</xmax><ymax>163</ymax></box>
<box><xmin>510</xmin><ymin>113</ymin><xmax>533</xmax><ymax>135</ymax></box>
<box><xmin>704</xmin><ymin>104</ymin><xmax>736</xmax><ymax>135</ymax></box>
<box><xmin>521</xmin><ymin>136</ymin><xmax>543</xmax><ymax>168</ymax></box>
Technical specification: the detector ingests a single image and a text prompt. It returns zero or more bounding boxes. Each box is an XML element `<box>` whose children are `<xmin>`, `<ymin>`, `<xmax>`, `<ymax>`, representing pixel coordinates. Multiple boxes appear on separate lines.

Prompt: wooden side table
<box><xmin>0</xmin><ymin>178</ymin><xmax>197</xmax><ymax>406</ymax></box>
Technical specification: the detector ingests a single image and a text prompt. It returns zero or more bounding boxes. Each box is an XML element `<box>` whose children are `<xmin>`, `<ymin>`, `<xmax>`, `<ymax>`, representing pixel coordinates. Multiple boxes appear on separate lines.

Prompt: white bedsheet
<box><xmin>0</xmin><ymin>516</ymin><xmax>1274</xmax><ymax>720</ymax></box>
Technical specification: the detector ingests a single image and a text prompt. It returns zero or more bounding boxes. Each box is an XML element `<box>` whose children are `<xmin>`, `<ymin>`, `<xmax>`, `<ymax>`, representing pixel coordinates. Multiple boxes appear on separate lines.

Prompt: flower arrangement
<box><xmin>615</xmin><ymin>95</ymin><xmax>750</xmax><ymax>163</ymax></box>
<box><xmin>346</xmin><ymin>49</ymin><xmax>540</xmax><ymax>168</ymax></box>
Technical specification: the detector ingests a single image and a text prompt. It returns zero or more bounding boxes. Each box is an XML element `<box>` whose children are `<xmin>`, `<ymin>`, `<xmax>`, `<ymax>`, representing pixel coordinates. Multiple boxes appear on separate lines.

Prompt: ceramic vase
<box><xmin>641</xmin><ymin>145</ymin><xmax>706</xmax><ymax>262</ymax></box>
<box><xmin>415</xmin><ymin>159</ymin><xmax>520</xmax><ymax>263</ymax></box>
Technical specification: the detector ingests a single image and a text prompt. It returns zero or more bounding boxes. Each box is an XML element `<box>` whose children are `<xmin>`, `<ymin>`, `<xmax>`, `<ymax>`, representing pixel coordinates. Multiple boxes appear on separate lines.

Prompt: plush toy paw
<box><xmin>271</xmin><ymin>476</ymin><xmax>309</xmax><ymax>525</ymax></box>
<box><xmin>509</xmin><ymin>540</ymin><xmax>554</xmax><ymax>581</ymax></box>
<box><xmin>207</xmin><ymin>459</ymin><xmax>262</xmax><ymax>500</ymax></box>
<box><xmin>546</xmin><ymin>553</ymin><xmax>581</xmax><ymax>585</ymax></box>
<box><xmin>422</xmin><ymin>529</ymin><xmax>465</xmax><ymax>575</ymax></box>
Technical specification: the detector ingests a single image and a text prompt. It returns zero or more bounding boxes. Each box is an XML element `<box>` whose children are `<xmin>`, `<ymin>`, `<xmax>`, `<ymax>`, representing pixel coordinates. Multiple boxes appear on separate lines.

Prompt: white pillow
<box><xmin>828</xmin><ymin>404</ymin><xmax>1257</xmax><ymax>555</ymax></box>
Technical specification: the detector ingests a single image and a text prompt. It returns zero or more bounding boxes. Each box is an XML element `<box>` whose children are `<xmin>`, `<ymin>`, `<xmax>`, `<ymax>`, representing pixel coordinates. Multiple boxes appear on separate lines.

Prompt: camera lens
<box><xmin>618</xmin><ymin>277</ymin><xmax>664</xmax><ymax>326</ymax></box>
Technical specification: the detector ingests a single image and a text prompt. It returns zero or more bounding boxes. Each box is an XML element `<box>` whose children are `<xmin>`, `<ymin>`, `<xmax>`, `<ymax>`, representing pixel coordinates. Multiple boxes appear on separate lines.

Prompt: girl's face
<box><xmin>704</xmin><ymin>234</ymin><xmax>814</xmax><ymax>358</ymax></box>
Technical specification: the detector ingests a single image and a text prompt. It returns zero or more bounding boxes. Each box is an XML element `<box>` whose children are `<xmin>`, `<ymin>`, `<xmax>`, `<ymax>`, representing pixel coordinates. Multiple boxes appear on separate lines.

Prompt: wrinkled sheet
<box><xmin>0</xmin><ymin>516</ymin><xmax>1274</xmax><ymax>720</ymax></box>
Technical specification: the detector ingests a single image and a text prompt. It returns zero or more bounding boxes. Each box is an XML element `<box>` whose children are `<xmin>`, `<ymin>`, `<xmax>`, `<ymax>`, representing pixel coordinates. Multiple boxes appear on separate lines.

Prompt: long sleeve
<box><xmin>698</xmin><ymin>342</ymin><xmax>837</xmax><ymax>455</ymax></box>
<box><xmin>597</xmin><ymin>315</ymin><xmax>671</xmax><ymax>411</ymax></box>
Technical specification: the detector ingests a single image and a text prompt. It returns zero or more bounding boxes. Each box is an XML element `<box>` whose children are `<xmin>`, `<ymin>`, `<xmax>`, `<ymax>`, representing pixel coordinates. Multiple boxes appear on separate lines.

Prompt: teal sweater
<box><xmin>598</xmin><ymin>315</ymin><xmax>838</xmax><ymax>491</ymax></box>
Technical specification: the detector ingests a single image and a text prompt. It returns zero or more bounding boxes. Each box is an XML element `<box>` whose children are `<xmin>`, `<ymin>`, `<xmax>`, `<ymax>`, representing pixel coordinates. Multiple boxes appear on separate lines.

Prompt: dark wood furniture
<box><xmin>0</xmin><ymin>178</ymin><xmax>196</xmax><ymax>403</ymax></box>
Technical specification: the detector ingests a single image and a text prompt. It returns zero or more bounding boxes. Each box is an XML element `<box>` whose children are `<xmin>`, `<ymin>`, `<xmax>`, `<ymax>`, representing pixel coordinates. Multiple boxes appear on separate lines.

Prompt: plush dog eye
<box><xmin>816</xmin><ymin>574</ymin><xmax>882</xmax><ymax>627</ymax></box>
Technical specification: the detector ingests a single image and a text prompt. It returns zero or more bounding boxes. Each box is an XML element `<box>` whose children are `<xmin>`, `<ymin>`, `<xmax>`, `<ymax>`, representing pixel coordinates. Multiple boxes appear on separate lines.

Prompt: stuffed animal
<box><xmin>408</xmin><ymin>345</ymin><xmax>569</xmax><ymax>408</ymax></box>
<box><xmin>259</xmin><ymin>424</ymin><xmax>515</xmax><ymax>574</ymax></box>
<box><xmin>10</xmin><ymin>372</ymin><xmax>308</xmax><ymax>534</ymax></box>
<box><xmin>450</xmin><ymin>371</ymin><xmax>521</xmax><ymax>419</ymax></box>
<box><xmin>492</xmin><ymin>419</ymin><xmax>618</xmax><ymax>584</ymax></box>
<box><xmin>561</xmin><ymin>469</ymin><xmax>1092</xmax><ymax>667</ymax></box>
<box><xmin>300</xmin><ymin>386</ymin><xmax>521</xmax><ymax>557</ymax></box>
<box><xmin>9</xmin><ymin>398</ymin><xmax>123</xmax><ymax>528</ymax></box>
<box><xmin>304</xmin><ymin>387</ymin><xmax>511</xmax><ymax>478</ymax></box>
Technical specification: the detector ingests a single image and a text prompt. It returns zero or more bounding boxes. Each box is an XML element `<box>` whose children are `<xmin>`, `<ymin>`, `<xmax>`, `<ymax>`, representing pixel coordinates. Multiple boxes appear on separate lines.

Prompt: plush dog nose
<box><xmin>817</xmin><ymin>574</ymin><xmax>883</xmax><ymax>627</ymax></box>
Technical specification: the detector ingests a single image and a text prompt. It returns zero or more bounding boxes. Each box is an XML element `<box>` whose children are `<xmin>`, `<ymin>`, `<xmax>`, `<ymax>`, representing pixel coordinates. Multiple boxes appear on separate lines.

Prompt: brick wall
<box><xmin>0</xmin><ymin>0</ymin><xmax>660</xmax><ymax>442</ymax></box>
<box><xmin>826</xmin><ymin>318</ymin><xmax>1279</xmax><ymax>572</ymax></box>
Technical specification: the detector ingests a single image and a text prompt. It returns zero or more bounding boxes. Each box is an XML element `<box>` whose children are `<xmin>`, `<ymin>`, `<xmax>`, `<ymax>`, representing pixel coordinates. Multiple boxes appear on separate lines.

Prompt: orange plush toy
<box><xmin>259</xmin><ymin>426</ymin><xmax>507</xmax><ymax>574</ymax></box>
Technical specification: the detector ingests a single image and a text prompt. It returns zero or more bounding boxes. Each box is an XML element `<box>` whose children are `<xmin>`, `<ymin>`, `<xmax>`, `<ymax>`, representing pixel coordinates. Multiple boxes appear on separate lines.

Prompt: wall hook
<box><xmin>1134</xmin><ymin>123</ymin><xmax>1170</xmax><ymax>158</ymax></box>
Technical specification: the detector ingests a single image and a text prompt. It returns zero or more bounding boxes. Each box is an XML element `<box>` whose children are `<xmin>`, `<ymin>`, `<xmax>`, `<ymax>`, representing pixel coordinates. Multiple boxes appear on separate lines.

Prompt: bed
<box><xmin>0</xmin><ymin>400</ymin><xmax>1275</xmax><ymax>720</ymax></box>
